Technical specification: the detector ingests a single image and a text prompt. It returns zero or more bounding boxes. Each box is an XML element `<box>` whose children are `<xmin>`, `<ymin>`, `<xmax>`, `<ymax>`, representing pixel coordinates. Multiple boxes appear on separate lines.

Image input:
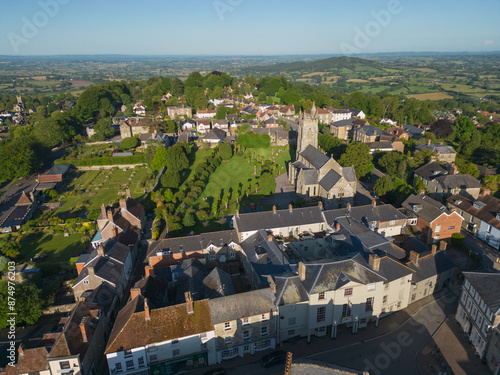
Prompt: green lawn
<box><xmin>18</xmin><ymin>233</ymin><xmax>85</xmax><ymax>263</ymax></box>
<box><xmin>55</xmin><ymin>167</ymin><xmax>153</xmax><ymax>219</ymax></box>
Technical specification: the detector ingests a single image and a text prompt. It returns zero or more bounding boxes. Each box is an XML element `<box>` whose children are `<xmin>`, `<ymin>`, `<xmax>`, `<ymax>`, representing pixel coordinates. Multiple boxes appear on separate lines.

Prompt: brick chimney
<box><xmin>87</xmin><ymin>266</ymin><xmax>94</xmax><ymax>278</ymax></box>
<box><xmin>372</xmin><ymin>199</ymin><xmax>376</xmax><ymax>207</ymax></box>
<box><xmin>112</xmin><ymin>226</ymin><xmax>118</xmax><ymax>238</ymax></box>
<box><xmin>267</xmin><ymin>234</ymin><xmax>273</xmax><ymax>242</ymax></box>
<box><xmin>126</xmin><ymin>188</ymin><xmax>131</xmax><ymax>198</ymax></box>
<box><xmin>107</xmin><ymin>209</ymin><xmax>113</xmax><ymax>223</ymax></box>
<box><xmin>427</xmin><ymin>138</ymin><xmax>431</xmax><ymax>145</ymax></box>
<box><xmin>335</xmin><ymin>222</ymin><xmax>340</xmax><ymax>231</ymax></box>
<box><xmin>439</xmin><ymin>241</ymin><xmax>447</xmax><ymax>251</ymax></box>
<box><xmin>431</xmin><ymin>244</ymin><xmax>438</xmax><ymax>255</ymax></box>
<box><xmin>119</xmin><ymin>198</ymin><xmax>127</xmax><ymax>210</ymax></box>
<box><xmin>144</xmin><ymin>298</ymin><xmax>150</xmax><ymax>320</ymax></box>
<box><xmin>18</xmin><ymin>343</ymin><xmax>25</xmax><ymax>356</ymax></box>
<box><xmin>318</xmin><ymin>201</ymin><xmax>323</xmax><ymax>210</ymax></box>
<box><xmin>79</xmin><ymin>316</ymin><xmax>90</xmax><ymax>343</ymax></box>
<box><xmin>97</xmin><ymin>244</ymin><xmax>104</xmax><ymax>257</ymax></box>
<box><xmin>346</xmin><ymin>202</ymin><xmax>351</xmax><ymax>212</ymax></box>
<box><xmin>235</xmin><ymin>209</ymin><xmax>239</xmax><ymax>219</ymax></box>
<box><xmin>449</xmin><ymin>163</ymin><xmax>458</xmax><ymax>176</ymax></box>
<box><xmin>185</xmin><ymin>292</ymin><xmax>194</xmax><ymax>314</ymax></box>
<box><xmin>410</xmin><ymin>251</ymin><xmax>419</xmax><ymax>266</ymax></box>
<box><xmin>100</xmin><ymin>204</ymin><xmax>106</xmax><ymax>219</ymax></box>
<box><xmin>482</xmin><ymin>188</ymin><xmax>491</xmax><ymax>196</ymax></box>
<box><xmin>145</xmin><ymin>265</ymin><xmax>154</xmax><ymax>277</ymax></box>
<box><xmin>130</xmin><ymin>287</ymin><xmax>141</xmax><ymax>299</ymax></box>
<box><xmin>272</xmin><ymin>205</ymin><xmax>277</xmax><ymax>213</ymax></box>
<box><xmin>369</xmin><ymin>253</ymin><xmax>380</xmax><ymax>272</ymax></box>
<box><xmin>298</xmin><ymin>262</ymin><xmax>306</xmax><ymax>281</ymax></box>
<box><xmin>267</xmin><ymin>275</ymin><xmax>276</xmax><ymax>293</ymax></box>
<box><xmin>289</xmin><ymin>203</ymin><xmax>293</xmax><ymax>213</ymax></box>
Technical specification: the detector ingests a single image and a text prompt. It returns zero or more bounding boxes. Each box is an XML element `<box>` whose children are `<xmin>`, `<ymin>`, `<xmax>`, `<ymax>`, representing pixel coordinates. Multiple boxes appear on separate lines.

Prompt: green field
<box><xmin>55</xmin><ymin>167</ymin><xmax>154</xmax><ymax>219</ymax></box>
<box><xmin>18</xmin><ymin>233</ymin><xmax>85</xmax><ymax>263</ymax></box>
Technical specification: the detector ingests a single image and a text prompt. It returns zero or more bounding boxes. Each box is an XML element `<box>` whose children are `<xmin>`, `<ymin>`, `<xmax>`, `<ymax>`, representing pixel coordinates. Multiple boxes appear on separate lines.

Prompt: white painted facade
<box><xmin>478</xmin><ymin>221</ymin><xmax>500</xmax><ymax>250</ymax></box>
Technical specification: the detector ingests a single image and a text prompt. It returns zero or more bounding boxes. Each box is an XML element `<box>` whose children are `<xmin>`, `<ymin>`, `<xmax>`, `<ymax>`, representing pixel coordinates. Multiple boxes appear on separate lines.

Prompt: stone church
<box><xmin>289</xmin><ymin>104</ymin><xmax>357</xmax><ymax>209</ymax></box>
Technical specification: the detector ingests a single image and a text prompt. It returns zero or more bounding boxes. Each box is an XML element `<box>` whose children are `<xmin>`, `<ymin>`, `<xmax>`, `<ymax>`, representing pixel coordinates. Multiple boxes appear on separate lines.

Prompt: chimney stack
<box><xmin>272</xmin><ymin>205</ymin><xmax>277</xmax><ymax>213</ymax></box>
<box><xmin>439</xmin><ymin>241</ymin><xmax>447</xmax><ymax>251</ymax></box>
<box><xmin>87</xmin><ymin>266</ymin><xmax>94</xmax><ymax>278</ymax></box>
<box><xmin>18</xmin><ymin>343</ymin><xmax>25</xmax><ymax>356</ymax></box>
<box><xmin>107</xmin><ymin>209</ymin><xmax>113</xmax><ymax>223</ymax></box>
<box><xmin>410</xmin><ymin>251</ymin><xmax>420</xmax><ymax>266</ymax></box>
<box><xmin>369</xmin><ymin>253</ymin><xmax>380</xmax><ymax>272</ymax></box>
<box><xmin>427</xmin><ymin>139</ymin><xmax>431</xmax><ymax>145</ymax></box>
<box><xmin>79</xmin><ymin>316</ymin><xmax>90</xmax><ymax>343</ymax></box>
<box><xmin>130</xmin><ymin>287</ymin><xmax>141</xmax><ymax>300</ymax></box>
<box><xmin>112</xmin><ymin>226</ymin><xmax>118</xmax><ymax>238</ymax></box>
<box><xmin>100</xmin><ymin>204</ymin><xmax>106</xmax><ymax>219</ymax></box>
<box><xmin>372</xmin><ymin>199</ymin><xmax>376</xmax><ymax>208</ymax></box>
<box><xmin>335</xmin><ymin>222</ymin><xmax>340</xmax><ymax>231</ymax></box>
<box><xmin>346</xmin><ymin>202</ymin><xmax>351</xmax><ymax>212</ymax></box>
<box><xmin>144</xmin><ymin>298</ymin><xmax>150</xmax><ymax>321</ymax></box>
<box><xmin>318</xmin><ymin>201</ymin><xmax>323</xmax><ymax>210</ymax></box>
<box><xmin>97</xmin><ymin>244</ymin><xmax>104</xmax><ymax>257</ymax></box>
<box><xmin>185</xmin><ymin>292</ymin><xmax>194</xmax><ymax>314</ymax></box>
<box><xmin>126</xmin><ymin>188</ymin><xmax>131</xmax><ymax>198</ymax></box>
<box><xmin>482</xmin><ymin>188</ymin><xmax>491</xmax><ymax>196</ymax></box>
<box><xmin>145</xmin><ymin>266</ymin><xmax>154</xmax><ymax>277</ymax></box>
<box><xmin>431</xmin><ymin>244</ymin><xmax>438</xmax><ymax>255</ymax></box>
<box><xmin>298</xmin><ymin>262</ymin><xmax>306</xmax><ymax>281</ymax></box>
<box><xmin>267</xmin><ymin>234</ymin><xmax>273</xmax><ymax>242</ymax></box>
<box><xmin>235</xmin><ymin>209</ymin><xmax>239</xmax><ymax>219</ymax></box>
<box><xmin>267</xmin><ymin>275</ymin><xmax>276</xmax><ymax>293</ymax></box>
<box><xmin>289</xmin><ymin>204</ymin><xmax>293</xmax><ymax>213</ymax></box>
<box><xmin>449</xmin><ymin>163</ymin><xmax>458</xmax><ymax>176</ymax></box>
<box><xmin>119</xmin><ymin>198</ymin><xmax>127</xmax><ymax>210</ymax></box>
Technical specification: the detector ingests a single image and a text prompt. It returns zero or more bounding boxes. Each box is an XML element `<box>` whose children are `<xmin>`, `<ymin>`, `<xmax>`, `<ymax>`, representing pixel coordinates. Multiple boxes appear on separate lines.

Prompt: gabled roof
<box><xmin>326</xmin><ymin>204</ymin><xmax>407</xmax><ymax>225</ymax></box>
<box><xmin>404</xmin><ymin>246</ymin><xmax>455</xmax><ymax>283</ymax></box>
<box><xmin>343</xmin><ymin>166</ymin><xmax>356</xmax><ymax>182</ymax></box>
<box><xmin>436</xmin><ymin>174</ymin><xmax>481</xmax><ymax>190</ymax></box>
<box><xmin>357</xmin><ymin>125</ymin><xmax>382</xmax><ymax>136</ymax></box>
<box><xmin>402</xmin><ymin>194</ymin><xmax>457</xmax><ymax>223</ymax></box>
<box><xmin>463</xmin><ymin>272</ymin><xmax>500</xmax><ymax>312</ymax></box>
<box><xmin>300</xmin><ymin>145</ymin><xmax>330</xmax><ymax>170</ymax></box>
<box><xmin>416</xmin><ymin>143</ymin><xmax>457</xmax><ymax>155</ymax></box>
<box><xmin>319</xmin><ymin>169</ymin><xmax>342</xmax><ymax>191</ymax></box>
<box><xmin>274</xmin><ymin>275</ymin><xmax>309</xmax><ymax>306</ymax></box>
<box><xmin>171</xmin><ymin>258</ymin><xmax>207</xmax><ymax>303</ymax></box>
<box><xmin>203</xmin><ymin>267</ymin><xmax>235</xmax><ymax>299</ymax></box>
<box><xmin>133</xmin><ymin>275</ymin><xmax>169</xmax><ymax>309</ymax></box>
<box><xmin>105</xmin><ymin>296</ymin><xmax>213</xmax><ymax>354</ymax></box>
<box><xmin>302</xmin><ymin>169</ymin><xmax>319</xmax><ymax>186</ymax></box>
<box><xmin>6</xmin><ymin>347</ymin><xmax>49</xmax><ymax>375</ymax></box>
<box><xmin>16</xmin><ymin>191</ymin><xmax>33</xmax><ymax>206</ymax></box>
<box><xmin>209</xmin><ymin>288</ymin><xmax>275</xmax><ymax>324</ymax></box>
<box><xmin>330</xmin><ymin>118</ymin><xmax>354</xmax><ymax>128</ymax></box>
<box><xmin>447</xmin><ymin>194</ymin><xmax>500</xmax><ymax>230</ymax></box>
<box><xmin>414</xmin><ymin>161</ymin><xmax>448</xmax><ymax>180</ymax></box>
<box><xmin>235</xmin><ymin>206</ymin><xmax>325</xmax><ymax>234</ymax></box>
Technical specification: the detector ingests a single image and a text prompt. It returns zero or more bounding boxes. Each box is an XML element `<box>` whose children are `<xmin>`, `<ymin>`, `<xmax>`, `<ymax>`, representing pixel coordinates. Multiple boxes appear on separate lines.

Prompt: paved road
<box><xmin>305</xmin><ymin>291</ymin><xmax>457</xmax><ymax>375</ymax></box>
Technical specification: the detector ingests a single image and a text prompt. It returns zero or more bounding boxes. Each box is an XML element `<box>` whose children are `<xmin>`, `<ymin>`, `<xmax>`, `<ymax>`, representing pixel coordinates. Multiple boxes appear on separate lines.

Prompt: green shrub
<box><xmin>120</xmin><ymin>137</ymin><xmax>139</xmax><ymax>150</ymax></box>
<box><xmin>451</xmin><ymin>233</ymin><xmax>465</xmax><ymax>247</ymax></box>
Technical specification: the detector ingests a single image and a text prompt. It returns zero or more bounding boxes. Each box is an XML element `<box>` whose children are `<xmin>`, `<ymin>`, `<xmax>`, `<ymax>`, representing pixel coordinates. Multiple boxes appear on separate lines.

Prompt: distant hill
<box><xmin>239</xmin><ymin>56</ymin><xmax>385</xmax><ymax>76</ymax></box>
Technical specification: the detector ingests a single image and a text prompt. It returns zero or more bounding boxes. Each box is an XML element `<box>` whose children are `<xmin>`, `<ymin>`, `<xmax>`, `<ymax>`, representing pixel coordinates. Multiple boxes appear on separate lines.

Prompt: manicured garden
<box><xmin>18</xmin><ymin>233</ymin><xmax>85</xmax><ymax>264</ymax></box>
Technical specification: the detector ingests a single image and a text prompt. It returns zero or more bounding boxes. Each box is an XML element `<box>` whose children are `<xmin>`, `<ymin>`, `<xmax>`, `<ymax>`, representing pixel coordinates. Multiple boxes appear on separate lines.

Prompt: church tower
<box><xmin>296</xmin><ymin>102</ymin><xmax>319</xmax><ymax>159</ymax></box>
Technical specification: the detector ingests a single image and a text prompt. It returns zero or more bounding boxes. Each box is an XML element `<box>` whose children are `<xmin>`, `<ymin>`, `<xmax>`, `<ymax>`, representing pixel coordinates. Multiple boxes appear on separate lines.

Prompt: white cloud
<box><xmin>483</xmin><ymin>40</ymin><xmax>495</xmax><ymax>45</ymax></box>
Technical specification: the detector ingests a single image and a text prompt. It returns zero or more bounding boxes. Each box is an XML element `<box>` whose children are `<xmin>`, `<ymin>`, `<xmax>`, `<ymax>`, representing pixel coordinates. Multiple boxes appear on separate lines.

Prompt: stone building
<box><xmin>289</xmin><ymin>105</ymin><xmax>356</xmax><ymax>209</ymax></box>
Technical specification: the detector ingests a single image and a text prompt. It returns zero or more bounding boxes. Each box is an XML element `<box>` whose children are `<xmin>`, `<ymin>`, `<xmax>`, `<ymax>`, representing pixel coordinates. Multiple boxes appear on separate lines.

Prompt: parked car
<box><xmin>261</xmin><ymin>350</ymin><xmax>287</xmax><ymax>368</ymax></box>
<box><xmin>203</xmin><ymin>368</ymin><xmax>227</xmax><ymax>375</ymax></box>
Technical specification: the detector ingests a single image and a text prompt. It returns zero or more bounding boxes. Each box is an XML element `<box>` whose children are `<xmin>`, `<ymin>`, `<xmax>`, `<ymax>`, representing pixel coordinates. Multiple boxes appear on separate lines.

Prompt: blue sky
<box><xmin>0</xmin><ymin>0</ymin><xmax>499</xmax><ymax>55</ymax></box>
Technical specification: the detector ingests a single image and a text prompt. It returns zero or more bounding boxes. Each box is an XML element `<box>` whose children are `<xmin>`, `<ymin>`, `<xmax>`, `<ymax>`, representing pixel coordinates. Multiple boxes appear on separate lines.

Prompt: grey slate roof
<box><xmin>148</xmin><ymin>230</ymin><xmax>238</xmax><ymax>258</ymax></box>
<box><xmin>203</xmin><ymin>267</ymin><xmax>236</xmax><ymax>299</ymax></box>
<box><xmin>343</xmin><ymin>166</ymin><xmax>356</xmax><ymax>182</ymax></box>
<box><xmin>404</xmin><ymin>125</ymin><xmax>426</xmax><ymax>137</ymax></box>
<box><xmin>331</xmin><ymin>119</ymin><xmax>354</xmax><ymax>128</ymax></box>
<box><xmin>402</xmin><ymin>194</ymin><xmax>455</xmax><ymax>223</ymax></box>
<box><xmin>325</xmin><ymin>204</ymin><xmax>407</xmax><ymax>226</ymax></box>
<box><xmin>406</xmin><ymin>249</ymin><xmax>455</xmax><ymax>283</ymax></box>
<box><xmin>170</xmin><ymin>258</ymin><xmax>207</xmax><ymax>303</ymax></box>
<box><xmin>358</xmin><ymin>125</ymin><xmax>382</xmax><ymax>136</ymax></box>
<box><xmin>367</xmin><ymin>141</ymin><xmax>394</xmax><ymax>151</ymax></box>
<box><xmin>209</xmin><ymin>288</ymin><xmax>275</xmax><ymax>324</ymax></box>
<box><xmin>291</xmin><ymin>359</ymin><xmax>366</xmax><ymax>375</ymax></box>
<box><xmin>436</xmin><ymin>174</ymin><xmax>481</xmax><ymax>189</ymax></box>
<box><xmin>463</xmin><ymin>272</ymin><xmax>500</xmax><ymax>312</ymax></box>
<box><xmin>300</xmin><ymin>145</ymin><xmax>329</xmax><ymax>169</ymax></box>
<box><xmin>416</xmin><ymin>143</ymin><xmax>457</xmax><ymax>155</ymax></box>
<box><xmin>274</xmin><ymin>275</ymin><xmax>309</xmax><ymax>306</ymax></box>
<box><xmin>235</xmin><ymin>206</ymin><xmax>325</xmax><ymax>234</ymax></box>
<box><xmin>447</xmin><ymin>194</ymin><xmax>500</xmax><ymax>230</ymax></box>
<box><xmin>414</xmin><ymin>161</ymin><xmax>448</xmax><ymax>180</ymax></box>
<box><xmin>319</xmin><ymin>169</ymin><xmax>342</xmax><ymax>191</ymax></box>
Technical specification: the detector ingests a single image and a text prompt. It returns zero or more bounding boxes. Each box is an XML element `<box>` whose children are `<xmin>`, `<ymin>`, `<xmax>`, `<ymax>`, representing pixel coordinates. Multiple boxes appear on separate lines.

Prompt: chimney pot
<box><xmin>289</xmin><ymin>204</ymin><xmax>293</xmax><ymax>213</ymax></box>
<box><xmin>318</xmin><ymin>201</ymin><xmax>323</xmax><ymax>210</ymax></box>
<box><xmin>100</xmin><ymin>204</ymin><xmax>106</xmax><ymax>219</ymax></box>
<box><xmin>107</xmin><ymin>209</ymin><xmax>113</xmax><ymax>223</ymax></box>
<box><xmin>235</xmin><ymin>209</ymin><xmax>239</xmax><ymax>219</ymax></box>
<box><xmin>130</xmin><ymin>287</ymin><xmax>141</xmax><ymax>300</ymax></box>
<box><xmin>427</xmin><ymin>138</ymin><xmax>431</xmax><ymax>145</ymax></box>
<box><xmin>272</xmin><ymin>205</ymin><xmax>277</xmax><ymax>213</ymax></box>
<box><xmin>18</xmin><ymin>343</ymin><xmax>25</xmax><ymax>356</ymax></box>
<box><xmin>145</xmin><ymin>266</ymin><xmax>154</xmax><ymax>277</ymax></box>
<box><xmin>119</xmin><ymin>198</ymin><xmax>127</xmax><ymax>210</ymax></box>
<box><xmin>347</xmin><ymin>202</ymin><xmax>351</xmax><ymax>211</ymax></box>
<box><xmin>482</xmin><ymin>188</ymin><xmax>491</xmax><ymax>196</ymax></box>
<box><xmin>126</xmin><ymin>188</ymin><xmax>131</xmax><ymax>198</ymax></box>
<box><xmin>372</xmin><ymin>199</ymin><xmax>376</xmax><ymax>207</ymax></box>
<box><xmin>267</xmin><ymin>234</ymin><xmax>273</xmax><ymax>242</ymax></box>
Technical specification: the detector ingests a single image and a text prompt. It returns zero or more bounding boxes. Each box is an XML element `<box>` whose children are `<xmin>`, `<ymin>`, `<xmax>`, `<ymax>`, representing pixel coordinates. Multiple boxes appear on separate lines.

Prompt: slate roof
<box><xmin>274</xmin><ymin>275</ymin><xmax>309</xmax><ymax>306</ymax></box>
<box><xmin>367</xmin><ymin>141</ymin><xmax>394</xmax><ymax>151</ymax></box>
<box><xmin>209</xmin><ymin>288</ymin><xmax>275</xmax><ymax>324</ymax></box>
<box><xmin>133</xmin><ymin>275</ymin><xmax>169</xmax><ymax>309</ymax></box>
<box><xmin>148</xmin><ymin>230</ymin><xmax>238</xmax><ymax>258</ymax></box>
<box><xmin>331</xmin><ymin>119</ymin><xmax>354</xmax><ymax>128</ymax></box>
<box><xmin>325</xmin><ymin>204</ymin><xmax>407</xmax><ymax>226</ymax></box>
<box><xmin>463</xmin><ymin>272</ymin><xmax>500</xmax><ymax>312</ymax></box>
<box><xmin>319</xmin><ymin>169</ymin><xmax>342</xmax><ymax>191</ymax></box>
<box><xmin>402</xmin><ymin>194</ymin><xmax>455</xmax><ymax>223</ymax></box>
<box><xmin>403</xmin><ymin>125</ymin><xmax>426</xmax><ymax>136</ymax></box>
<box><xmin>171</xmin><ymin>258</ymin><xmax>207</xmax><ymax>303</ymax></box>
<box><xmin>203</xmin><ymin>267</ymin><xmax>236</xmax><ymax>299</ymax></box>
<box><xmin>303</xmin><ymin>169</ymin><xmax>318</xmax><ymax>185</ymax></box>
<box><xmin>405</xmin><ymin>246</ymin><xmax>455</xmax><ymax>283</ymax></box>
<box><xmin>357</xmin><ymin>125</ymin><xmax>382</xmax><ymax>137</ymax></box>
<box><xmin>235</xmin><ymin>206</ymin><xmax>325</xmax><ymax>234</ymax></box>
<box><xmin>416</xmin><ymin>143</ymin><xmax>457</xmax><ymax>155</ymax></box>
<box><xmin>300</xmin><ymin>145</ymin><xmax>330</xmax><ymax>170</ymax></box>
<box><xmin>414</xmin><ymin>162</ymin><xmax>448</xmax><ymax>180</ymax></box>
<box><xmin>300</xmin><ymin>255</ymin><xmax>386</xmax><ymax>294</ymax></box>
<box><xmin>343</xmin><ymin>167</ymin><xmax>356</xmax><ymax>182</ymax></box>
<box><xmin>436</xmin><ymin>174</ymin><xmax>481</xmax><ymax>190</ymax></box>
<box><xmin>447</xmin><ymin>194</ymin><xmax>500</xmax><ymax>230</ymax></box>
<box><xmin>84</xmin><ymin>283</ymin><xmax>117</xmax><ymax>315</ymax></box>
<box><xmin>105</xmin><ymin>296</ymin><xmax>213</xmax><ymax>354</ymax></box>
<box><xmin>291</xmin><ymin>359</ymin><xmax>365</xmax><ymax>375</ymax></box>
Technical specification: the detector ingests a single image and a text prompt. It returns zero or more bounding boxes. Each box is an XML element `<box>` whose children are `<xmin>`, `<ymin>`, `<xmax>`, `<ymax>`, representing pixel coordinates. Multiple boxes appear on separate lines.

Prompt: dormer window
<box><xmin>496</xmin><ymin>213</ymin><xmax>500</xmax><ymax>221</ymax></box>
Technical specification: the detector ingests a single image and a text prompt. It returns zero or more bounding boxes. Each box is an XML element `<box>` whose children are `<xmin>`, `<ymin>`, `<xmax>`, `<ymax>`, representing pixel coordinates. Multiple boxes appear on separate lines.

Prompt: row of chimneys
<box><xmin>410</xmin><ymin>241</ymin><xmax>447</xmax><ymax>266</ymax></box>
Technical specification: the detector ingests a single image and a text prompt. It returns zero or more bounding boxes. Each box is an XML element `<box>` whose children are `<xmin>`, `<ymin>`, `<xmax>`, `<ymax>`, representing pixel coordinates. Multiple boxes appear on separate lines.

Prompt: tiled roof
<box><xmin>402</xmin><ymin>194</ymin><xmax>455</xmax><ymax>223</ymax></box>
<box><xmin>414</xmin><ymin>162</ymin><xmax>448</xmax><ymax>180</ymax></box>
<box><xmin>436</xmin><ymin>174</ymin><xmax>481</xmax><ymax>189</ymax></box>
<box><xmin>203</xmin><ymin>267</ymin><xmax>235</xmax><ymax>299</ymax></box>
<box><xmin>274</xmin><ymin>275</ymin><xmax>309</xmax><ymax>306</ymax></box>
<box><xmin>7</xmin><ymin>347</ymin><xmax>49</xmax><ymax>375</ymax></box>
<box><xmin>447</xmin><ymin>194</ymin><xmax>500</xmax><ymax>230</ymax></box>
<box><xmin>105</xmin><ymin>296</ymin><xmax>213</xmax><ymax>353</ymax></box>
<box><xmin>16</xmin><ymin>191</ymin><xmax>33</xmax><ymax>206</ymax></box>
<box><xmin>463</xmin><ymin>272</ymin><xmax>500</xmax><ymax>312</ymax></box>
